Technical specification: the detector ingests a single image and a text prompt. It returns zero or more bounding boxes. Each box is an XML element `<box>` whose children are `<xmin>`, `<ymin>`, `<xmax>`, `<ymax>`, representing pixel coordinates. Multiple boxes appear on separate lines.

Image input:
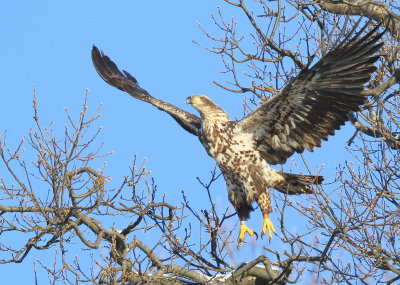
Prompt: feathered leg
<box><xmin>257</xmin><ymin>192</ymin><xmax>276</xmax><ymax>239</ymax></box>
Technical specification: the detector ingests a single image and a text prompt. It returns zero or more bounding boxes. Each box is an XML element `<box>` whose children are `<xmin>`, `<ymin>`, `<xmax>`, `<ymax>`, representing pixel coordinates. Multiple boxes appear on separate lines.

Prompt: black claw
<box><xmin>254</xmin><ymin>231</ymin><xmax>259</xmax><ymax>240</ymax></box>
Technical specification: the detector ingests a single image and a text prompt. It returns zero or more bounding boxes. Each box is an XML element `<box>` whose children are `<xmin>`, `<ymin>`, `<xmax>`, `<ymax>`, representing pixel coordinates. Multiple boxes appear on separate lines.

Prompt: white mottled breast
<box><xmin>200</xmin><ymin>120</ymin><xmax>282</xmax><ymax>203</ymax></box>
<box><xmin>201</xmin><ymin>122</ymin><xmax>246</xmax><ymax>156</ymax></box>
<box><xmin>201</xmin><ymin>121</ymin><xmax>264</xmax><ymax>172</ymax></box>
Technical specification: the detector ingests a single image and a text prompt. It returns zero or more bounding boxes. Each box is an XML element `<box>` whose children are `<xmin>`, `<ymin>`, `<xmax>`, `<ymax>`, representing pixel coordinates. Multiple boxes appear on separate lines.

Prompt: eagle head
<box><xmin>186</xmin><ymin>95</ymin><xmax>211</xmax><ymax>106</ymax></box>
<box><xmin>186</xmin><ymin>95</ymin><xmax>229</xmax><ymax>121</ymax></box>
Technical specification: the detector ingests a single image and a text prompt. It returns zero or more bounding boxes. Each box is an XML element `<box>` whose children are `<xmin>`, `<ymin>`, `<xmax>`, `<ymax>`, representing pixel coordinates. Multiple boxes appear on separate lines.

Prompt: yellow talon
<box><xmin>238</xmin><ymin>223</ymin><xmax>254</xmax><ymax>246</ymax></box>
<box><xmin>262</xmin><ymin>214</ymin><xmax>276</xmax><ymax>239</ymax></box>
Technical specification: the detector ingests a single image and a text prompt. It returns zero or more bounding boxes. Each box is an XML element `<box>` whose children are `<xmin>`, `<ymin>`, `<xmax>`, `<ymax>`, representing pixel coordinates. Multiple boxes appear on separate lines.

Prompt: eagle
<box><xmin>92</xmin><ymin>24</ymin><xmax>384</xmax><ymax>246</ymax></box>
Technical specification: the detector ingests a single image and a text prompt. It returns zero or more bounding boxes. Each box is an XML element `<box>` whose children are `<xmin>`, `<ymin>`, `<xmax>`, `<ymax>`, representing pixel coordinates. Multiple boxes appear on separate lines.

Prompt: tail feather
<box><xmin>274</xmin><ymin>172</ymin><xmax>323</xmax><ymax>195</ymax></box>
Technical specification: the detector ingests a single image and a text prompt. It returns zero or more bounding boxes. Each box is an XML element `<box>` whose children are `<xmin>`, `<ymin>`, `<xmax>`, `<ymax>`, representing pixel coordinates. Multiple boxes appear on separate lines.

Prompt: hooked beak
<box><xmin>186</xmin><ymin>96</ymin><xmax>194</xmax><ymax>104</ymax></box>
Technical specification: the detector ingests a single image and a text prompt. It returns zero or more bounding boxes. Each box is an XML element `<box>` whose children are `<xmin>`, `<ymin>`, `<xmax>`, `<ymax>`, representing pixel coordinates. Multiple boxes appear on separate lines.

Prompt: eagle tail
<box><xmin>274</xmin><ymin>172</ymin><xmax>323</xmax><ymax>195</ymax></box>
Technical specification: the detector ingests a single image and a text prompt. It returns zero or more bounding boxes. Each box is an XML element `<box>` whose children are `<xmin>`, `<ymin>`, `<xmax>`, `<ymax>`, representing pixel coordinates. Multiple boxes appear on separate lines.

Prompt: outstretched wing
<box><xmin>237</xmin><ymin>25</ymin><xmax>384</xmax><ymax>165</ymax></box>
<box><xmin>91</xmin><ymin>46</ymin><xmax>201</xmax><ymax>136</ymax></box>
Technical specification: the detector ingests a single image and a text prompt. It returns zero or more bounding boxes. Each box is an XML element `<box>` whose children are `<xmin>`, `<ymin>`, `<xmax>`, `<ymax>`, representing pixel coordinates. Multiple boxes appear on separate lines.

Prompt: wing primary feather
<box><xmin>237</xmin><ymin>23</ymin><xmax>385</xmax><ymax>165</ymax></box>
<box><xmin>91</xmin><ymin>46</ymin><xmax>201</xmax><ymax>136</ymax></box>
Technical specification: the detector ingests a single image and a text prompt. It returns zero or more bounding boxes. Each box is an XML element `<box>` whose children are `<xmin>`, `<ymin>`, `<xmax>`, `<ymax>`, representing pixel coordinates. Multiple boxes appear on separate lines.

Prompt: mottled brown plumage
<box><xmin>92</xmin><ymin>24</ymin><xmax>384</xmax><ymax>246</ymax></box>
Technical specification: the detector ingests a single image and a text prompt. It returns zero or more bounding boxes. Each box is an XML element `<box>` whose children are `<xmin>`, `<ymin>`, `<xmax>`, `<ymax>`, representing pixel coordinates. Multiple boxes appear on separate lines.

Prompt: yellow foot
<box><xmin>262</xmin><ymin>214</ymin><xmax>276</xmax><ymax>239</ymax></box>
<box><xmin>238</xmin><ymin>223</ymin><xmax>255</xmax><ymax>247</ymax></box>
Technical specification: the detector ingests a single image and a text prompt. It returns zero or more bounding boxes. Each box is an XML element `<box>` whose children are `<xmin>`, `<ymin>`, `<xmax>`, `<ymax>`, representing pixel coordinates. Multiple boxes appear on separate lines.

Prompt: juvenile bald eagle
<box><xmin>92</xmin><ymin>25</ymin><xmax>384</xmax><ymax>246</ymax></box>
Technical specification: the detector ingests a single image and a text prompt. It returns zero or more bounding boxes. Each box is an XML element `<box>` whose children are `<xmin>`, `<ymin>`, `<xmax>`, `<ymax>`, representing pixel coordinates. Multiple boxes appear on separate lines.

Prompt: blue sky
<box><xmin>0</xmin><ymin>1</ymin><xmax>359</xmax><ymax>283</ymax></box>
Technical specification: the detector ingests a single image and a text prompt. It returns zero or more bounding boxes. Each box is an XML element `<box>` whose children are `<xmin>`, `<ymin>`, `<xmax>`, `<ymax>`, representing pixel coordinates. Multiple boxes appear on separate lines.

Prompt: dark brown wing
<box><xmin>237</xmin><ymin>25</ymin><xmax>384</xmax><ymax>164</ymax></box>
<box><xmin>91</xmin><ymin>46</ymin><xmax>201</xmax><ymax>136</ymax></box>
